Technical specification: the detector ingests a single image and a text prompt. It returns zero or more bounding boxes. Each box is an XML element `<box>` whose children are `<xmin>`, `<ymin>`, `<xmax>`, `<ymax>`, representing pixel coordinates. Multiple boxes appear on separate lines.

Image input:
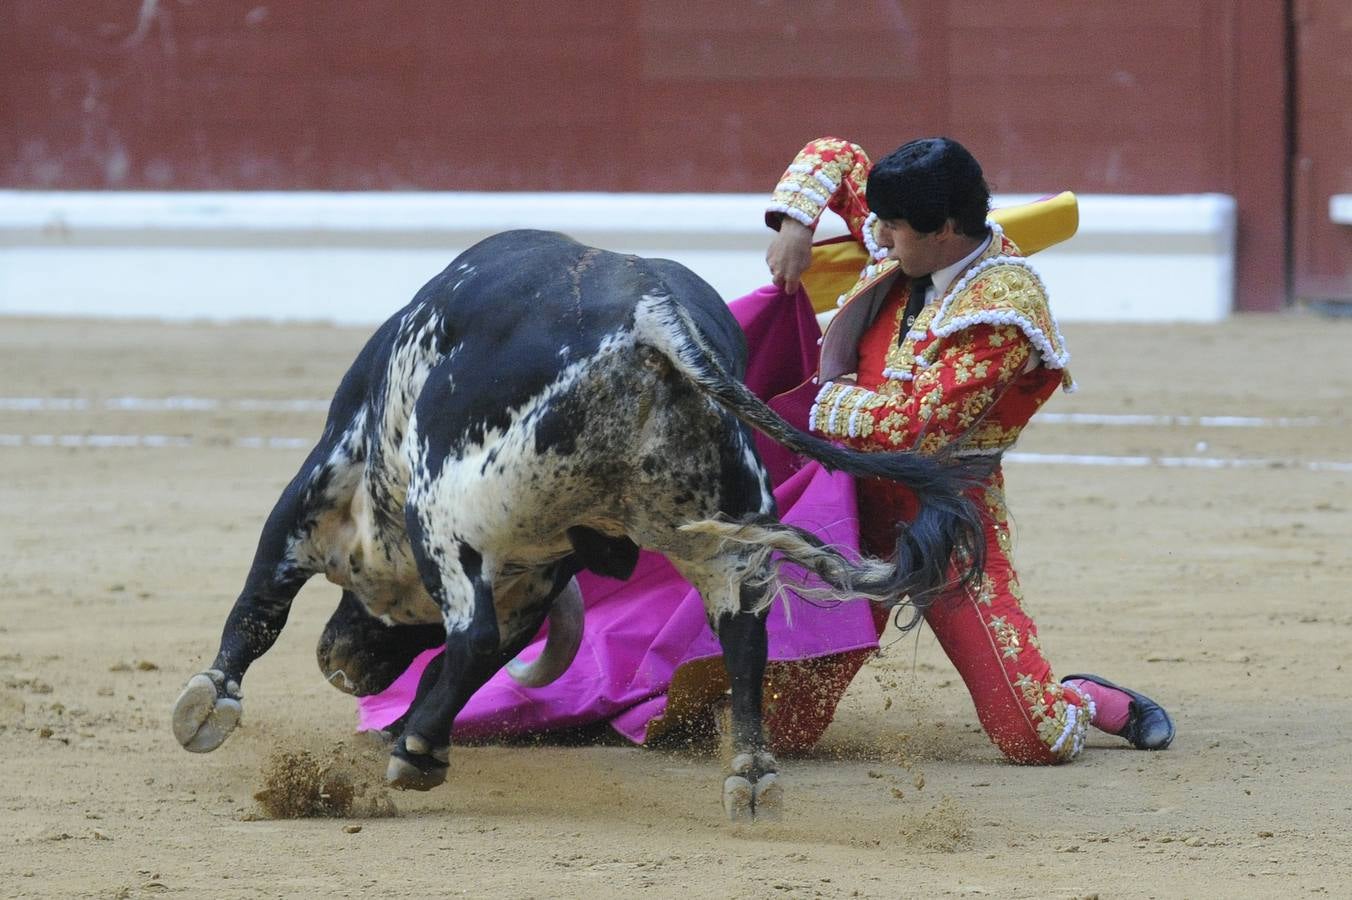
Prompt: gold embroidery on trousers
<box><xmin>987</xmin><ymin>615</ymin><xmax>1023</xmax><ymax>660</ymax></box>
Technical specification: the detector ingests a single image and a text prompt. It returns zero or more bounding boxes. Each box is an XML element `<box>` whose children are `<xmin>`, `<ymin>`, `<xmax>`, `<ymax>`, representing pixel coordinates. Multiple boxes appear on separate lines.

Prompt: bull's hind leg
<box><xmin>316</xmin><ymin>591</ymin><xmax>444</xmax><ymax>696</ymax></box>
<box><xmin>672</xmin><ymin>557</ymin><xmax>781</xmax><ymax>822</ymax></box>
<box><xmin>717</xmin><ymin>590</ymin><xmax>783</xmax><ymax>822</ymax></box>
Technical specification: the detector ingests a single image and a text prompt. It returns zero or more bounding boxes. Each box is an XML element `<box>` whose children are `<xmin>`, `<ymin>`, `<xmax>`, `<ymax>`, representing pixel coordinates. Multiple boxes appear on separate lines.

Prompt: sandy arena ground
<box><xmin>2</xmin><ymin>312</ymin><xmax>1350</xmax><ymax>899</ymax></box>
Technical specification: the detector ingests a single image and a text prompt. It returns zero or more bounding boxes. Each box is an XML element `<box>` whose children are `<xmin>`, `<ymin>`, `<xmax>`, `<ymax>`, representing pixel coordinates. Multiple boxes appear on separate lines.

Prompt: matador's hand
<box><xmin>766</xmin><ymin>217</ymin><xmax>814</xmax><ymax>294</ymax></box>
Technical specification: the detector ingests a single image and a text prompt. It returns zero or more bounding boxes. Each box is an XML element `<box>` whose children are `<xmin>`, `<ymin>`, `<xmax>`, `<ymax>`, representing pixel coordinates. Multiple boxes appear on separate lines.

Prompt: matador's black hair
<box><xmin>865</xmin><ymin>137</ymin><xmax>991</xmax><ymax>237</ymax></box>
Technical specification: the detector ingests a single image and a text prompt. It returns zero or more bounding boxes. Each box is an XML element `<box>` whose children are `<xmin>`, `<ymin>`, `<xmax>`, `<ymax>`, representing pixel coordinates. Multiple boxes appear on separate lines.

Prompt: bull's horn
<box><xmin>505</xmin><ymin>577</ymin><xmax>584</xmax><ymax>687</ymax></box>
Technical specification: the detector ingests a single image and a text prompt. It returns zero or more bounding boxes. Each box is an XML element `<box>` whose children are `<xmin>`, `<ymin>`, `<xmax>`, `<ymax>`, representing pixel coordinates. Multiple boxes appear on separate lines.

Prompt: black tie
<box><xmin>902</xmin><ymin>274</ymin><xmax>933</xmax><ymax>339</ymax></box>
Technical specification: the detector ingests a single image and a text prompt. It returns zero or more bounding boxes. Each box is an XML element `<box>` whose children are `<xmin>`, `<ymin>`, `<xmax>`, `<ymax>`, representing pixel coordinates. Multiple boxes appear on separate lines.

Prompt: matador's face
<box><xmin>876</xmin><ymin>216</ymin><xmax>983</xmax><ymax>280</ymax></box>
<box><xmin>875</xmin><ymin>217</ymin><xmax>948</xmax><ymax>278</ymax></box>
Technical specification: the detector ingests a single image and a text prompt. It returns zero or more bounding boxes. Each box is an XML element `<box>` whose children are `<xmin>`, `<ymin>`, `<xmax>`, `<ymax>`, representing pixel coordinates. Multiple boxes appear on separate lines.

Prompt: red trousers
<box><xmin>763</xmin><ymin>469</ymin><xmax>1090</xmax><ymax>764</ymax></box>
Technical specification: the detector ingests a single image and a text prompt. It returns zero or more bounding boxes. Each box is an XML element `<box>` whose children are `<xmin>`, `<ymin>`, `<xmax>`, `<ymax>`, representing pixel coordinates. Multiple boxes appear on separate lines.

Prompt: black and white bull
<box><xmin>171</xmin><ymin>229</ymin><xmax>982</xmax><ymax>821</ymax></box>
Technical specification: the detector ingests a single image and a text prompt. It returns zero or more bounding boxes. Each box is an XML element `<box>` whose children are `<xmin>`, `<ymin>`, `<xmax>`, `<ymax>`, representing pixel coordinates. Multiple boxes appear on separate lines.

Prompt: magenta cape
<box><xmin>356</xmin><ymin>287</ymin><xmax>876</xmax><ymax>743</ymax></box>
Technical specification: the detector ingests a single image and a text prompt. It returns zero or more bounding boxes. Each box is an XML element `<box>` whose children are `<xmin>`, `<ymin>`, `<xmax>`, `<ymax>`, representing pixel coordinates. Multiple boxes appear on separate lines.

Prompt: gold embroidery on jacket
<box><xmin>934</xmin><ymin>263</ymin><xmax>1066</xmax><ymax>366</ymax></box>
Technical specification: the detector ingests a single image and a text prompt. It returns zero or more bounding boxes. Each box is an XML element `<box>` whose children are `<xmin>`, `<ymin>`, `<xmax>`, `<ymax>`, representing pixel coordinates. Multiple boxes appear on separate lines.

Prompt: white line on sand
<box><xmin>0</xmin><ymin>396</ymin><xmax>330</xmax><ymax>413</ymax></box>
<box><xmin>1035</xmin><ymin>412</ymin><xmax>1325</xmax><ymax>428</ymax></box>
<box><xmin>0</xmin><ymin>434</ymin><xmax>307</xmax><ymax>449</ymax></box>
<box><xmin>0</xmin><ymin>397</ymin><xmax>1335</xmax><ymax>428</ymax></box>
<box><xmin>3</xmin><ymin>433</ymin><xmax>1350</xmax><ymax>472</ymax></box>
<box><xmin>1004</xmin><ymin>452</ymin><xmax>1352</xmax><ymax>473</ymax></box>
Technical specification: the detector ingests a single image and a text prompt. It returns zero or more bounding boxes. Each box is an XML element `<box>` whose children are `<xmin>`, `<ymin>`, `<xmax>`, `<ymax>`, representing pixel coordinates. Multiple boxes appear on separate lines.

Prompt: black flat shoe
<box><xmin>1062</xmin><ymin>673</ymin><xmax>1175</xmax><ymax>751</ymax></box>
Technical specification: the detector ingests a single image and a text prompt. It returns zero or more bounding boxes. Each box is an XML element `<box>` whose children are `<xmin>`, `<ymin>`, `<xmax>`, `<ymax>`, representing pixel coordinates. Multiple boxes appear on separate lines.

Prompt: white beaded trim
<box><xmin>775</xmin><ymin>180</ymin><xmax>829</xmax><ymax>206</ymax></box>
<box><xmin>828</xmin><ymin>386</ymin><xmax>857</xmax><ymax>434</ymax></box>
<box><xmin>929</xmin><ymin>255</ymin><xmax>1071</xmax><ymax>370</ymax></box>
<box><xmin>880</xmin><ymin>366</ymin><xmax>913</xmax><ymax>381</ymax></box>
<box><xmin>787</xmin><ymin>162</ymin><xmax>815</xmax><ymax>175</ymax></box>
<box><xmin>767</xmin><ymin>202</ymin><xmax>815</xmax><ymax>228</ymax></box>
<box><xmin>808</xmin><ymin>381</ymin><xmax>836</xmax><ymax>432</ymax></box>
<box><xmin>861</xmin><ymin>212</ymin><xmax>889</xmax><ymax>261</ymax></box>
<box><xmin>811</xmin><ymin>381</ymin><xmax>873</xmax><ymax>436</ymax></box>
<box><xmin>1057</xmin><ymin>682</ymin><xmax>1096</xmax><ymax>759</ymax></box>
<box><xmin>812</xmin><ymin>171</ymin><xmax>839</xmax><ymax>193</ymax></box>
<box><xmin>1063</xmin><ymin>682</ymin><xmax>1098</xmax><ymax>725</ymax></box>
<box><xmin>1049</xmin><ymin>703</ymin><xmax>1079</xmax><ymax>755</ymax></box>
<box><xmin>827</xmin><ymin>395</ymin><xmax>844</xmax><ymax>434</ymax></box>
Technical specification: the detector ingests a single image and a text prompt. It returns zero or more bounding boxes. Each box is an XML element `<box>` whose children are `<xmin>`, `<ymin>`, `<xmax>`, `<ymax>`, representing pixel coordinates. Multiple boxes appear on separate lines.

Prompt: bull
<box><xmin>171</xmin><ymin>229</ymin><xmax>982</xmax><ymax>820</ymax></box>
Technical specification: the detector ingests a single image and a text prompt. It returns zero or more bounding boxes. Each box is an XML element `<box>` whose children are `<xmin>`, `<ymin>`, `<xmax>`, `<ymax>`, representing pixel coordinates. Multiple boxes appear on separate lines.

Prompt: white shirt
<box><xmin>925</xmin><ymin>232</ymin><xmax>992</xmax><ymax>305</ymax></box>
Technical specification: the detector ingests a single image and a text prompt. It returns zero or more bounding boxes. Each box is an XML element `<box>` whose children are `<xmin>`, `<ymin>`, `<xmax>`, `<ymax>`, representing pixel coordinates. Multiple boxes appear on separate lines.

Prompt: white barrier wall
<box><xmin>0</xmin><ymin>191</ymin><xmax>1235</xmax><ymax>324</ymax></box>
<box><xmin>1331</xmin><ymin>194</ymin><xmax>1352</xmax><ymax>225</ymax></box>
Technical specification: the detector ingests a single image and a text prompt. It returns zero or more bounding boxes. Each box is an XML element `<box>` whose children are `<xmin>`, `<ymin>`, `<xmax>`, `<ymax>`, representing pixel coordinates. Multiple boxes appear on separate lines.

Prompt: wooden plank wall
<box><xmin>0</xmin><ymin>1</ymin><xmax>1295</xmax><ymax>309</ymax></box>
<box><xmin>1292</xmin><ymin>0</ymin><xmax>1352</xmax><ymax>303</ymax></box>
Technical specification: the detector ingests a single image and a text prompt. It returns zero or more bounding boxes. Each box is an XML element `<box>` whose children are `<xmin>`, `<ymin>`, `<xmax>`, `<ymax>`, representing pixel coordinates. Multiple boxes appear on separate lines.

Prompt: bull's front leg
<box><xmin>172</xmin><ymin>485</ymin><xmax>312</xmax><ymax>753</ymax></box>
<box><xmin>714</xmin><ymin>584</ymin><xmax>782</xmax><ymax>823</ymax></box>
<box><xmin>374</xmin><ymin>563</ymin><xmax>569</xmax><ymax>749</ymax></box>
<box><xmin>172</xmin><ymin>561</ymin><xmax>309</xmax><ymax>752</ymax></box>
<box><xmin>385</xmin><ymin>541</ymin><xmax>501</xmax><ymax>791</ymax></box>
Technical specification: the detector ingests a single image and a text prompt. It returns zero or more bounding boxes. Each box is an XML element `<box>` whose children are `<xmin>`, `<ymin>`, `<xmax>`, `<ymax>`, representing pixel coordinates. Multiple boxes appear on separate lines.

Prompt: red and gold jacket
<box><xmin>769</xmin><ymin>137</ymin><xmax>1073</xmax><ymax>458</ymax></box>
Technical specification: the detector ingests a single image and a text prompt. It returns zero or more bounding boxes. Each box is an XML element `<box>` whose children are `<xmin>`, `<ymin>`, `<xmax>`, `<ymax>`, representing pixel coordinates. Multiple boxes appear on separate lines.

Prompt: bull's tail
<box><xmin>633</xmin><ymin>292</ymin><xmax>986</xmax><ymax>612</ymax></box>
<box><xmin>679</xmin><ymin>514</ymin><xmax>962</xmax><ymax>626</ymax></box>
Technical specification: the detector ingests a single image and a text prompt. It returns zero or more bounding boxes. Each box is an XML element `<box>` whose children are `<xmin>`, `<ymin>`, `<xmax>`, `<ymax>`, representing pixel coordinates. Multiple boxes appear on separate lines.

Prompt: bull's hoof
<box><xmin>171</xmin><ymin>671</ymin><xmax>242</xmax><ymax>753</ymax></box>
<box><xmin>386</xmin><ymin>755</ymin><xmax>447</xmax><ymax>791</ymax></box>
<box><xmin>723</xmin><ymin>775</ymin><xmax>755</xmax><ymax>822</ymax></box>
<box><xmin>385</xmin><ymin>735</ymin><xmax>449</xmax><ymax>791</ymax></box>
<box><xmin>751</xmin><ymin>772</ymin><xmax>783</xmax><ymax>821</ymax></box>
<box><xmin>723</xmin><ymin>751</ymin><xmax>782</xmax><ymax>822</ymax></box>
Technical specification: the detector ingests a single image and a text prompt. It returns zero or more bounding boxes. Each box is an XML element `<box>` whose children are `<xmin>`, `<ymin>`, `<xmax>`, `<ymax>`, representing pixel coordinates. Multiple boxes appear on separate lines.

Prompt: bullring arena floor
<box><xmin>2</xmin><ymin>313</ymin><xmax>1350</xmax><ymax>898</ymax></box>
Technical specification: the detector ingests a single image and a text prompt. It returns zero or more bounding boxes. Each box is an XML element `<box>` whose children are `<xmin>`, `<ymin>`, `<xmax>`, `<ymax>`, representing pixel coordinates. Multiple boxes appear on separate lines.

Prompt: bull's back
<box><xmin>319</xmin><ymin>231</ymin><xmax>743</xmax><ymax>498</ymax></box>
<box><xmin>411</xmin><ymin>231</ymin><xmax>735</xmax><ymax>437</ymax></box>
